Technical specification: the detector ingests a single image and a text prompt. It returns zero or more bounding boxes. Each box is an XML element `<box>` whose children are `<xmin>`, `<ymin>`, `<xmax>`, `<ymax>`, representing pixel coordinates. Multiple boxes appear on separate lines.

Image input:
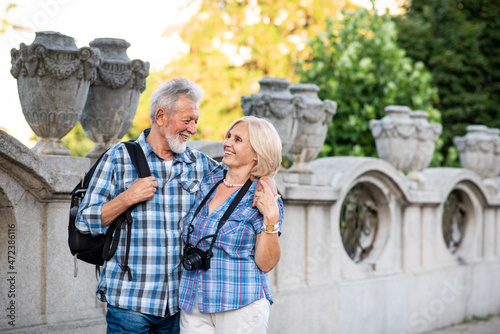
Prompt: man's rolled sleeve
<box><xmin>75</xmin><ymin>153</ymin><xmax>116</xmax><ymax>236</ymax></box>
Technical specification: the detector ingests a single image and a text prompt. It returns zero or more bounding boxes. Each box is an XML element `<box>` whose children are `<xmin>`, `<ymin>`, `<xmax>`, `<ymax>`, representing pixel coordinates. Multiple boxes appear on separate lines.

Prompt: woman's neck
<box><xmin>224</xmin><ymin>168</ymin><xmax>251</xmax><ymax>186</ymax></box>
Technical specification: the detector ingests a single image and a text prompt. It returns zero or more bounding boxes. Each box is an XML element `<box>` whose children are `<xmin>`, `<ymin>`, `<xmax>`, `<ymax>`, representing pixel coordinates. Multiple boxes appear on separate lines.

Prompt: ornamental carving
<box><xmin>369</xmin><ymin>105</ymin><xmax>418</xmax><ymax>172</ymax></box>
<box><xmin>10</xmin><ymin>31</ymin><xmax>100</xmax><ymax>156</ymax></box>
<box><xmin>80</xmin><ymin>38</ymin><xmax>150</xmax><ymax>159</ymax></box>
<box><xmin>11</xmin><ymin>44</ymin><xmax>99</xmax><ymax>81</ymax></box>
<box><xmin>287</xmin><ymin>83</ymin><xmax>337</xmax><ymax>173</ymax></box>
<box><xmin>242</xmin><ymin>77</ymin><xmax>297</xmax><ymax>156</ymax></box>
<box><xmin>454</xmin><ymin>125</ymin><xmax>500</xmax><ymax>189</ymax></box>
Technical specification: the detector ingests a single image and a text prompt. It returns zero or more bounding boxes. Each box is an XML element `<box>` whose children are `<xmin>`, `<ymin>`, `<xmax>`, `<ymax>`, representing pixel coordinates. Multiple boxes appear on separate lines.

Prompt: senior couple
<box><xmin>76</xmin><ymin>77</ymin><xmax>284</xmax><ymax>334</ymax></box>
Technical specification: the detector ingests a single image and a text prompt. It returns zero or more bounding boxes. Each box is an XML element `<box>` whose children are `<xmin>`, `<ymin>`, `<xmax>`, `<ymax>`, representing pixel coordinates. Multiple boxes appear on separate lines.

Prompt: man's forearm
<box><xmin>101</xmin><ymin>193</ymin><xmax>132</xmax><ymax>227</ymax></box>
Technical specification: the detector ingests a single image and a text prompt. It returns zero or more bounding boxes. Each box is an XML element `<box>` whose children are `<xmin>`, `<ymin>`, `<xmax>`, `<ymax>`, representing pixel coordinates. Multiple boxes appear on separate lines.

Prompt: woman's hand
<box><xmin>254</xmin><ymin>179</ymin><xmax>280</xmax><ymax>222</ymax></box>
<box><xmin>254</xmin><ymin>178</ymin><xmax>281</xmax><ymax>273</ymax></box>
<box><xmin>253</xmin><ymin>176</ymin><xmax>279</xmax><ymax>207</ymax></box>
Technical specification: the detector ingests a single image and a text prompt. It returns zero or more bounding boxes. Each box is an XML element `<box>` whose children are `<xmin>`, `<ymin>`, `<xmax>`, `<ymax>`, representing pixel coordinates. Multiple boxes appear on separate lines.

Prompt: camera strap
<box><xmin>186</xmin><ymin>175</ymin><xmax>253</xmax><ymax>255</ymax></box>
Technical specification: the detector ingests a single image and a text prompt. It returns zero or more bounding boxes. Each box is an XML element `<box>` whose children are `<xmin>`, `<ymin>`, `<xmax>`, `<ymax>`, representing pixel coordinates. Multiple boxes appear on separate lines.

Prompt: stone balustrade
<box><xmin>2</xmin><ymin>64</ymin><xmax>500</xmax><ymax>334</ymax></box>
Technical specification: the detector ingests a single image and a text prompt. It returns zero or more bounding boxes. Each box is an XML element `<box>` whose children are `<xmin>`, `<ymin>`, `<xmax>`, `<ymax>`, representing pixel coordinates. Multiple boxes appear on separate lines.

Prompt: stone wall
<box><xmin>0</xmin><ymin>130</ymin><xmax>106</xmax><ymax>333</ymax></box>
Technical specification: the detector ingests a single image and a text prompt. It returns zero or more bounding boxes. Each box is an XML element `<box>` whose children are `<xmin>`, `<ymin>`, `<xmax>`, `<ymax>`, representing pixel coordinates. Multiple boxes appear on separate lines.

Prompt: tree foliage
<box><xmin>59</xmin><ymin>0</ymin><xmax>360</xmax><ymax>156</ymax></box>
<box><xmin>296</xmin><ymin>6</ymin><xmax>441</xmax><ymax>161</ymax></box>
<box><xmin>394</xmin><ymin>0</ymin><xmax>500</xmax><ymax>166</ymax></box>
<box><xmin>147</xmin><ymin>0</ymin><xmax>358</xmax><ymax>141</ymax></box>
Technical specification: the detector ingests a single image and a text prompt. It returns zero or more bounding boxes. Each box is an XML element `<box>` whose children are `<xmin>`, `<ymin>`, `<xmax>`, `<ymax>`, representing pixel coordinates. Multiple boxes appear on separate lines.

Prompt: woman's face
<box><xmin>222</xmin><ymin>122</ymin><xmax>257</xmax><ymax>170</ymax></box>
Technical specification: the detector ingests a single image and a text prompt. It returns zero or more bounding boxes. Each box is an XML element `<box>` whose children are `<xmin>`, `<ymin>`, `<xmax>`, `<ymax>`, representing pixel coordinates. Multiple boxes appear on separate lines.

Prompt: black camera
<box><xmin>181</xmin><ymin>243</ymin><xmax>212</xmax><ymax>271</ymax></box>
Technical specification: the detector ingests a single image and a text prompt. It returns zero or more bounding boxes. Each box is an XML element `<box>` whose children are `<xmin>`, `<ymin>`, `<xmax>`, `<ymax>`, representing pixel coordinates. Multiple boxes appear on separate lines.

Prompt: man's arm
<box><xmin>76</xmin><ymin>146</ymin><xmax>157</xmax><ymax>233</ymax></box>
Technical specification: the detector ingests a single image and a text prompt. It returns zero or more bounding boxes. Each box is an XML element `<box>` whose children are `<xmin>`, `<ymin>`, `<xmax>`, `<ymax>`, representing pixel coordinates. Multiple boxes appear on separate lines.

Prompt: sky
<box><xmin>0</xmin><ymin>0</ymin><xmax>400</xmax><ymax>148</ymax></box>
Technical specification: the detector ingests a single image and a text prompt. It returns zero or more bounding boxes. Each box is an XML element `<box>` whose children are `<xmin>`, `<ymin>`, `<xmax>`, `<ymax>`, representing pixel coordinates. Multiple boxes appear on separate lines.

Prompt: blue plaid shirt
<box><xmin>178</xmin><ymin>170</ymin><xmax>284</xmax><ymax>313</ymax></box>
<box><xmin>76</xmin><ymin>130</ymin><xmax>222</xmax><ymax>317</ymax></box>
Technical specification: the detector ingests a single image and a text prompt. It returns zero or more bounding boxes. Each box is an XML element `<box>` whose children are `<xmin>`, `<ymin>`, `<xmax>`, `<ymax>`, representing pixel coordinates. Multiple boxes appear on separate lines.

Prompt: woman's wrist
<box><xmin>262</xmin><ymin>222</ymin><xmax>279</xmax><ymax>234</ymax></box>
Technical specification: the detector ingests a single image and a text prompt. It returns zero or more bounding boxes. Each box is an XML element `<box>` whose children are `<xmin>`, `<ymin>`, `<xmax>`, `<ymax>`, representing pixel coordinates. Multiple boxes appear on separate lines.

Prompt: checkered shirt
<box><xmin>75</xmin><ymin>130</ymin><xmax>222</xmax><ymax>317</ymax></box>
<box><xmin>178</xmin><ymin>170</ymin><xmax>284</xmax><ymax>313</ymax></box>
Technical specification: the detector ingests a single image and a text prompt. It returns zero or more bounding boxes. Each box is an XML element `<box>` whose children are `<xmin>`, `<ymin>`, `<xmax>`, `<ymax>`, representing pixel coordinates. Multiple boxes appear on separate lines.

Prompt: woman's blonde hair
<box><xmin>225</xmin><ymin>116</ymin><xmax>282</xmax><ymax>179</ymax></box>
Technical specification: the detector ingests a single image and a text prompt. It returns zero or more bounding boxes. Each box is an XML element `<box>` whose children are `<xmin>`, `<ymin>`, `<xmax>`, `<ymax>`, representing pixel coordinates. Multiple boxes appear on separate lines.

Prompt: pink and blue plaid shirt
<box><xmin>179</xmin><ymin>171</ymin><xmax>284</xmax><ymax>313</ymax></box>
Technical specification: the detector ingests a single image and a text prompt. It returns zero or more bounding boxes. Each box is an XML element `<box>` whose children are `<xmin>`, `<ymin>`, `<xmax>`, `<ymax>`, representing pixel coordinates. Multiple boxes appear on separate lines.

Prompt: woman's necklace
<box><xmin>223</xmin><ymin>179</ymin><xmax>245</xmax><ymax>187</ymax></box>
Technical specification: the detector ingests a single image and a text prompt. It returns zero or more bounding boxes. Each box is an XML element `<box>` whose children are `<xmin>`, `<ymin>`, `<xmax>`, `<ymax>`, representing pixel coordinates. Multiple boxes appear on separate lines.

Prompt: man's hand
<box><xmin>101</xmin><ymin>176</ymin><xmax>157</xmax><ymax>227</ymax></box>
<box><xmin>122</xmin><ymin>176</ymin><xmax>158</xmax><ymax>205</ymax></box>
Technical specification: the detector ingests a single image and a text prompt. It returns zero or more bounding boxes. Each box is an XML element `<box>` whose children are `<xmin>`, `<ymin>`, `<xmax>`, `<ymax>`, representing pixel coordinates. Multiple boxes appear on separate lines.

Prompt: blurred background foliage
<box><xmin>296</xmin><ymin>6</ymin><xmax>440</xmax><ymax>162</ymax></box>
<box><xmin>61</xmin><ymin>0</ymin><xmax>500</xmax><ymax>169</ymax></box>
<box><xmin>394</xmin><ymin>0</ymin><xmax>500</xmax><ymax>167</ymax></box>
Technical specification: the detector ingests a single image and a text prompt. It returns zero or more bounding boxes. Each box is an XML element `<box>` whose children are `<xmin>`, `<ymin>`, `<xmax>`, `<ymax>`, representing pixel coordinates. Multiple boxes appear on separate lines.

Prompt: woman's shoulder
<box><xmin>199</xmin><ymin>170</ymin><xmax>225</xmax><ymax>193</ymax></box>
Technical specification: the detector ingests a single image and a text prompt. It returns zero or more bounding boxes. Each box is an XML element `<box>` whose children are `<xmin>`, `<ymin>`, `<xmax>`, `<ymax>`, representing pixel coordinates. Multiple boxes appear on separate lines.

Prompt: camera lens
<box><xmin>182</xmin><ymin>252</ymin><xmax>202</xmax><ymax>271</ymax></box>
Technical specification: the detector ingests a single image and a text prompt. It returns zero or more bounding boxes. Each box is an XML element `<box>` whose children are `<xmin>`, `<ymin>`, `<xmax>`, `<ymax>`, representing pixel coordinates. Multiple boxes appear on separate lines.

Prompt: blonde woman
<box><xmin>179</xmin><ymin>116</ymin><xmax>283</xmax><ymax>333</ymax></box>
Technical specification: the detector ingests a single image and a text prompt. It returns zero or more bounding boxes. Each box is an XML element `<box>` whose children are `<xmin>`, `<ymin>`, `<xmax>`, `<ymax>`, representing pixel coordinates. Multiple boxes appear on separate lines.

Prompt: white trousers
<box><xmin>180</xmin><ymin>297</ymin><xmax>270</xmax><ymax>334</ymax></box>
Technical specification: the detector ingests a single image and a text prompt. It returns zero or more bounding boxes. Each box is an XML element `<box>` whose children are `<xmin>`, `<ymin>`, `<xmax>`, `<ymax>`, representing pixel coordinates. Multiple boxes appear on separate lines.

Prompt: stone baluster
<box><xmin>369</xmin><ymin>105</ymin><xmax>417</xmax><ymax>172</ymax></box>
<box><xmin>10</xmin><ymin>31</ymin><xmax>100</xmax><ymax>155</ymax></box>
<box><xmin>241</xmin><ymin>77</ymin><xmax>298</xmax><ymax>156</ymax></box>
<box><xmin>80</xmin><ymin>38</ymin><xmax>150</xmax><ymax>159</ymax></box>
<box><xmin>406</xmin><ymin>111</ymin><xmax>442</xmax><ymax>183</ymax></box>
<box><xmin>287</xmin><ymin>83</ymin><xmax>337</xmax><ymax>173</ymax></box>
<box><xmin>453</xmin><ymin>125</ymin><xmax>494</xmax><ymax>183</ymax></box>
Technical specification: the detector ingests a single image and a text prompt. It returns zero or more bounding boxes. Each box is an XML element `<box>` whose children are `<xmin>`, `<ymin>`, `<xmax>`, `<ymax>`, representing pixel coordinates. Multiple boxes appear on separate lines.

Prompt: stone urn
<box><xmin>10</xmin><ymin>31</ymin><xmax>100</xmax><ymax>155</ymax></box>
<box><xmin>454</xmin><ymin>125</ymin><xmax>494</xmax><ymax>179</ymax></box>
<box><xmin>406</xmin><ymin>111</ymin><xmax>442</xmax><ymax>183</ymax></box>
<box><xmin>369</xmin><ymin>105</ymin><xmax>417</xmax><ymax>172</ymax></box>
<box><xmin>241</xmin><ymin>77</ymin><xmax>298</xmax><ymax>156</ymax></box>
<box><xmin>287</xmin><ymin>83</ymin><xmax>336</xmax><ymax>173</ymax></box>
<box><xmin>80</xmin><ymin>38</ymin><xmax>150</xmax><ymax>159</ymax></box>
<box><xmin>486</xmin><ymin>128</ymin><xmax>500</xmax><ymax>187</ymax></box>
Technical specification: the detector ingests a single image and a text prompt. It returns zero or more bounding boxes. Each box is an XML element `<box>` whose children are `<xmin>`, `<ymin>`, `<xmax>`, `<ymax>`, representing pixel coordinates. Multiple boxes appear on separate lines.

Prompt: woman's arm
<box><xmin>254</xmin><ymin>180</ymin><xmax>281</xmax><ymax>272</ymax></box>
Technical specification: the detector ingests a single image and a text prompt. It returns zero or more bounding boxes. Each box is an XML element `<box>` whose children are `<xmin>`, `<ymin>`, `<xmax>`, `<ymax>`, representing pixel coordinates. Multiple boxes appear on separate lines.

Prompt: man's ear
<box><xmin>156</xmin><ymin>108</ymin><xmax>168</xmax><ymax>126</ymax></box>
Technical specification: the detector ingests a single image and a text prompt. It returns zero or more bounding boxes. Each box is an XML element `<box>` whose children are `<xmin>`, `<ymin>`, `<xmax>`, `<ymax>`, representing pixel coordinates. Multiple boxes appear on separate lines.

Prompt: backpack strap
<box><xmin>102</xmin><ymin>141</ymin><xmax>151</xmax><ymax>281</ymax></box>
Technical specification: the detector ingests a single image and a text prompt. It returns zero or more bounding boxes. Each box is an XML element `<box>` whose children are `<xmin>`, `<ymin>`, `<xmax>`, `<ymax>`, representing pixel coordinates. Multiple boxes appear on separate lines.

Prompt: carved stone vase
<box><xmin>80</xmin><ymin>38</ymin><xmax>150</xmax><ymax>159</ymax></box>
<box><xmin>406</xmin><ymin>111</ymin><xmax>442</xmax><ymax>183</ymax></box>
<box><xmin>454</xmin><ymin>125</ymin><xmax>494</xmax><ymax>180</ymax></box>
<box><xmin>487</xmin><ymin>128</ymin><xmax>500</xmax><ymax>185</ymax></box>
<box><xmin>241</xmin><ymin>77</ymin><xmax>298</xmax><ymax>156</ymax></box>
<box><xmin>287</xmin><ymin>83</ymin><xmax>337</xmax><ymax>173</ymax></box>
<box><xmin>10</xmin><ymin>31</ymin><xmax>100</xmax><ymax>155</ymax></box>
<box><xmin>369</xmin><ymin>105</ymin><xmax>417</xmax><ymax>172</ymax></box>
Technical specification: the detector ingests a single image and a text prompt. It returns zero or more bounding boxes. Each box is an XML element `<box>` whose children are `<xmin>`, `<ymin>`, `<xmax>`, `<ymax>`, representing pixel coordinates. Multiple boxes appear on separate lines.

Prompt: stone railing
<box><xmin>3</xmin><ymin>65</ymin><xmax>500</xmax><ymax>334</ymax></box>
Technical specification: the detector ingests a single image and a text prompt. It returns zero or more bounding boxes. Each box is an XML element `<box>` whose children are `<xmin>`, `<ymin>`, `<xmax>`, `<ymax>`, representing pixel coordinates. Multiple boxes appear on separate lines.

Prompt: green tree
<box><xmin>394</xmin><ymin>0</ymin><xmax>500</xmax><ymax>166</ymax></box>
<box><xmin>153</xmin><ymin>0</ymin><xmax>358</xmax><ymax>141</ymax></box>
<box><xmin>296</xmin><ymin>5</ymin><xmax>441</xmax><ymax>161</ymax></box>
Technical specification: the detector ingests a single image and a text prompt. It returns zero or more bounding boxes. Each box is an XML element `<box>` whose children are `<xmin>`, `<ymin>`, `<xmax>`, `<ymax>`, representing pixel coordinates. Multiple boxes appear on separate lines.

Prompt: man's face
<box><xmin>164</xmin><ymin>95</ymin><xmax>199</xmax><ymax>153</ymax></box>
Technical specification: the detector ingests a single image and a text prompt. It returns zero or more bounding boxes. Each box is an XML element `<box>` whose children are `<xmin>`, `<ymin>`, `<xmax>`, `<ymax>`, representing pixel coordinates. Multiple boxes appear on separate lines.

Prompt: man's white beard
<box><xmin>165</xmin><ymin>132</ymin><xmax>188</xmax><ymax>153</ymax></box>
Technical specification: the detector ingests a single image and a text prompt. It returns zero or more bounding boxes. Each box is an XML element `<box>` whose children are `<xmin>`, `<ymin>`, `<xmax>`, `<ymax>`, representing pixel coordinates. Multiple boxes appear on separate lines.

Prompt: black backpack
<box><xmin>68</xmin><ymin>141</ymin><xmax>151</xmax><ymax>280</ymax></box>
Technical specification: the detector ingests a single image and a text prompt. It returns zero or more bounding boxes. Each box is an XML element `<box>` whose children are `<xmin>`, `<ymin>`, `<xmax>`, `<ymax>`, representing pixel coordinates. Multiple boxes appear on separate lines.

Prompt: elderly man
<box><xmin>76</xmin><ymin>77</ymin><xmax>223</xmax><ymax>333</ymax></box>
